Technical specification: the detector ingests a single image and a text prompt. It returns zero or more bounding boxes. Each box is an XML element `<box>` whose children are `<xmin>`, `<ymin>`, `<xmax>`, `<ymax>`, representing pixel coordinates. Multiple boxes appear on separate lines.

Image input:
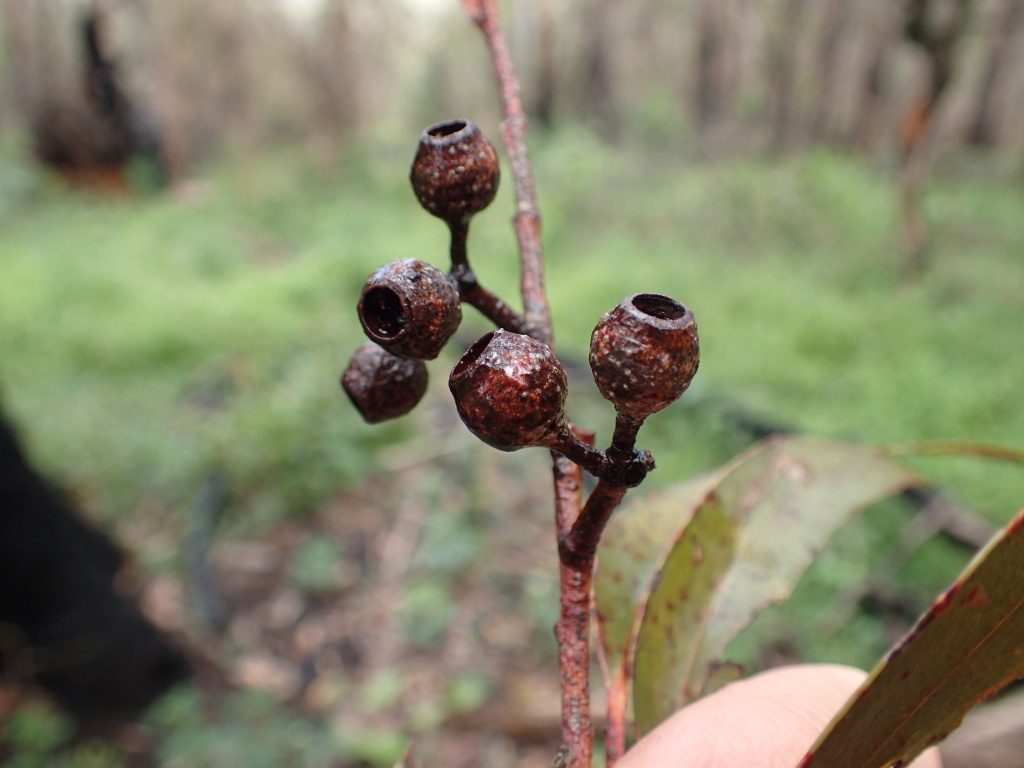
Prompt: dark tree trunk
<box><xmin>767</xmin><ymin>0</ymin><xmax>811</xmax><ymax>151</ymax></box>
<box><xmin>0</xmin><ymin>410</ymin><xmax>190</xmax><ymax>722</ymax></box>
<box><xmin>898</xmin><ymin>0</ymin><xmax>975</xmax><ymax>275</ymax></box>
<box><xmin>810</xmin><ymin>0</ymin><xmax>850</xmax><ymax>142</ymax></box>
<box><xmin>28</xmin><ymin>7</ymin><xmax>160</xmax><ymax>191</ymax></box>
<box><xmin>532</xmin><ymin>1</ymin><xmax>557</xmax><ymax>129</ymax></box>
<box><xmin>581</xmin><ymin>0</ymin><xmax>618</xmax><ymax>139</ymax></box>
<box><xmin>693</xmin><ymin>0</ymin><xmax>724</xmax><ymax>136</ymax></box>
<box><xmin>966</xmin><ymin>0</ymin><xmax>1023</xmax><ymax>147</ymax></box>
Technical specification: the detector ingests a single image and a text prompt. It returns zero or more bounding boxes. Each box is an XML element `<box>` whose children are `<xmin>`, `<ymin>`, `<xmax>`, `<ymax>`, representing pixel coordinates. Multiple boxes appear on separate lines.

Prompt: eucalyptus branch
<box><xmin>462</xmin><ymin>0</ymin><xmax>551</xmax><ymax>346</ymax></box>
<box><xmin>448</xmin><ymin>220</ymin><xmax>530</xmax><ymax>333</ymax></box>
<box><xmin>347</xmin><ymin>9</ymin><xmax>700</xmax><ymax>768</ymax></box>
<box><xmin>460</xmin><ymin>3</ymin><xmax>609</xmax><ymax>767</ymax></box>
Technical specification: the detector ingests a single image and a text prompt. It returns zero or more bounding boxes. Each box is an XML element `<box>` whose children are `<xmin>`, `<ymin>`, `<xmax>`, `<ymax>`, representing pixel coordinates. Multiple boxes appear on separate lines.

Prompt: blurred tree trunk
<box><xmin>767</xmin><ymin>0</ymin><xmax>810</xmax><ymax>152</ymax></box>
<box><xmin>581</xmin><ymin>0</ymin><xmax>618</xmax><ymax>138</ymax></box>
<box><xmin>532</xmin><ymin>1</ymin><xmax>557</xmax><ymax>128</ymax></box>
<box><xmin>851</xmin><ymin>38</ymin><xmax>887</xmax><ymax>153</ymax></box>
<box><xmin>1</xmin><ymin>0</ymin><xmax>77</xmax><ymax>117</ymax></box>
<box><xmin>211</xmin><ymin>0</ymin><xmax>251</xmax><ymax>142</ymax></box>
<box><xmin>693</xmin><ymin>0</ymin><xmax>746</xmax><ymax>149</ymax></box>
<box><xmin>840</xmin><ymin>2</ymin><xmax>897</xmax><ymax>154</ymax></box>
<box><xmin>150</xmin><ymin>1</ymin><xmax>190</xmax><ymax>180</ymax></box>
<box><xmin>898</xmin><ymin>0</ymin><xmax>975</xmax><ymax>276</ymax></box>
<box><xmin>810</xmin><ymin>0</ymin><xmax>850</xmax><ymax>142</ymax></box>
<box><xmin>299</xmin><ymin>1</ymin><xmax>360</xmax><ymax>159</ymax></box>
<box><xmin>1</xmin><ymin>0</ymin><xmax>38</xmax><ymax>117</ymax></box>
<box><xmin>966</xmin><ymin>0</ymin><xmax>1023</xmax><ymax>147</ymax></box>
<box><xmin>693</xmin><ymin>0</ymin><xmax>725</xmax><ymax>139</ymax></box>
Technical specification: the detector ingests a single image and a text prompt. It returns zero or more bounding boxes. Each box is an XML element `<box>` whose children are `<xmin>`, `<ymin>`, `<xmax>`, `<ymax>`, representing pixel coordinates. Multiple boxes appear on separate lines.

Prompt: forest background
<box><xmin>1</xmin><ymin>1</ymin><xmax>1023</xmax><ymax>767</ymax></box>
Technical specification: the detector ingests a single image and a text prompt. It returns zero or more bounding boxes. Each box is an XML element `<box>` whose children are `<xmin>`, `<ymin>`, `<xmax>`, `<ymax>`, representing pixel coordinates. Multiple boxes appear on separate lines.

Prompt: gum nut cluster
<box><xmin>449</xmin><ymin>330</ymin><xmax>570</xmax><ymax>452</ymax></box>
<box><xmin>357</xmin><ymin>258</ymin><xmax>462</xmax><ymax>361</ymax></box>
<box><xmin>590</xmin><ymin>293</ymin><xmax>699</xmax><ymax>419</ymax></box>
<box><xmin>342</xmin><ymin>342</ymin><xmax>428</xmax><ymax>424</ymax></box>
<box><xmin>410</xmin><ymin>119</ymin><xmax>500</xmax><ymax>225</ymax></box>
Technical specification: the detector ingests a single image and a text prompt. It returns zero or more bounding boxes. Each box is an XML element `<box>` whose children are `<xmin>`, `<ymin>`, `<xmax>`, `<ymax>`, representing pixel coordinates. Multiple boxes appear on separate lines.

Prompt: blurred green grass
<box><xmin>1</xmin><ymin>131</ymin><xmax>1021</xmax><ymax>532</ymax></box>
<box><xmin>1</xmin><ymin>127</ymin><xmax>1023</xmax><ymax>765</ymax></box>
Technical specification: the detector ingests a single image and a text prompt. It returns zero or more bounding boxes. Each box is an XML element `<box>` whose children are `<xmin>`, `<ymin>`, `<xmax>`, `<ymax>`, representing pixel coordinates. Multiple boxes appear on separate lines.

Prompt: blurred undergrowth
<box><xmin>0</xmin><ymin>126</ymin><xmax>1022</xmax><ymax>763</ymax></box>
<box><xmin>4</xmin><ymin>128</ymin><xmax>1019</xmax><ymax>529</ymax></box>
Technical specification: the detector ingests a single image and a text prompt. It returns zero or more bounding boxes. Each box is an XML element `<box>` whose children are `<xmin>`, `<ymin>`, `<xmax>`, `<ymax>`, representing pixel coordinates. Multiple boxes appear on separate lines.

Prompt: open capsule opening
<box><xmin>632</xmin><ymin>293</ymin><xmax>687</xmax><ymax>322</ymax></box>
<box><xmin>361</xmin><ymin>287</ymin><xmax>408</xmax><ymax>339</ymax></box>
<box><xmin>451</xmin><ymin>331</ymin><xmax>496</xmax><ymax>380</ymax></box>
<box><xmin>426</xmin><ymin>119</ymin><xmax>469</xmax><ymax>139</ymax></box>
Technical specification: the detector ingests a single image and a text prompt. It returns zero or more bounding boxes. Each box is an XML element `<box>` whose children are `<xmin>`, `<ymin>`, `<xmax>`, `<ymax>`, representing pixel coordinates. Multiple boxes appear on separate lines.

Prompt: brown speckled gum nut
<box><xmin>449</xmin><ymin>329</ymin><xmax>570</xmax><ymax>452</ymax></box>
<box><xmin>358</xmin><ymin>258</ymin><xmax>462</xmax><ymax>361</ymax></box>
<box><xmin>342</xmin><ymin>342</ymin><xmax>429</xmax><ymax>423</ymax></box>
<box><xmin>410</xmin><ymin>119</ymin><xmax>500</xmax><ymax>226</ymax></box>
<box><xmin>589</xmin><ymin>293</ymin><xmax>700</xmax><ymax>419</ymax></box>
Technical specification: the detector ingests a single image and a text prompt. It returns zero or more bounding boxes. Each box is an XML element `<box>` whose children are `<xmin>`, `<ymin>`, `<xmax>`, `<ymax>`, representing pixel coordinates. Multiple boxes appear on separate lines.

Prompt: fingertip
<box><xmin>617</xmin><ymin>664</ymin><xmax>943</xmax><ymax>768</ymax></box>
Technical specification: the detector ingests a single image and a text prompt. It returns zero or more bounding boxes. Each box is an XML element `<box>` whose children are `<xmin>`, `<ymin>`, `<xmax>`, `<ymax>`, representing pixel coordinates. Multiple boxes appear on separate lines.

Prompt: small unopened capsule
<box><xmin>342</xmin><ymin>342</ymin><xmax>428</xmax><ymax>423</ymax></box>
<box><xmin>449</xmin><ymin>330</ymin><xmax>569</xmax><ymax>452</ymax></box>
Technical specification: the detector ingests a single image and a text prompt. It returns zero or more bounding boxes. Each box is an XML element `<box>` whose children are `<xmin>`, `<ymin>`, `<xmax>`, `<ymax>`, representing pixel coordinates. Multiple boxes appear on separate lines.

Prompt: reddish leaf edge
<box><xmin>595</xmin><ymin>451</ymin><xmax>775</xmax><ymax>704</ymax></box>
<box><xmin>798</xmin><ymin>506</ymin><xmax>1024</xmax><ymax>768</ymax></box>
<box><xmin>595</xmin><ymin>449</ymin><xmax>765</xmax><ymax>764</ymax></box>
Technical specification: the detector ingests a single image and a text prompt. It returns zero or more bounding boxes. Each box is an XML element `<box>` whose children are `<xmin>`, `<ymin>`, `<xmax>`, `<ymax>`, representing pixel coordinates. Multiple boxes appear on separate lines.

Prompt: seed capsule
<box><xmin>589</xmin><ymin>293</ymin><xmax>699</xmax><ymax>419</ymax></box>
<box><xmin>342</xmin><ymin>342</ymin><xmax>428</xmax><ymax>423</ymax></box>
<box><xmin>358</xmin><ymin>258</ymin><xmax>461</xmax><ymax>361</ymax></box>
<box><xmin>410</xmin><ymin>119</ymin><xmax>500</xmax><ymax>226</ymax></box>
<box><xmin>449</xmin><ymin>330</ymin><xmax>569</xmax><ymax>452</ymax></box>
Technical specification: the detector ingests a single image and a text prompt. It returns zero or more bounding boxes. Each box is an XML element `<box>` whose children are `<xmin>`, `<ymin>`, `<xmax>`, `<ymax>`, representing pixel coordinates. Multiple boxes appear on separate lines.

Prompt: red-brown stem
<box><xmin>558</xmin><ymin>420</ymin><xmax>643</xmax><ymax>589</ymax></box>
<box><xmin>561</xmin><ymin>479</ymin><xmax>629</xmax><ymax>572</ymax></box>
<box><xmin>554</xmin><ymin>453</ymin><xmax>583</xmax><ymax>540</ymax></box>
<box><xmin>463</xmin><ymin>0</ymin><xmax>552</xmax><ymax>347</ymax></box>
<box><xmin>595</xmin><ymin>417</ymin><xmax>644</xmax><ymax>766</ymax></box>
<box><xmin>554</xmin><ymin>476</ymin><xmax>629</xmax><ymax>768</ymax></box>
<box><xmin>556</xmin><ymin>551</ymin><xmax>595</xmax><ymax>768</ymax></box>
<box><xmin>449</xmin><ymin>219</ymin><xmax>471</xmax><ymax>273</ymax></box>
<box><xmin>610</xmin><ymin>413</ymin><xmax>646</xmax><ymax>453</ymax></box>
<box><xmin>603</xmin><ymin>663</ymin><xmax>629</xmax><ymax>766</ymax></box>
<box><xmin>449</xmin><ymin>221</ymin><xmax>530</xmax><ymax>334</ymax></box>
<box><xmin>552</xmin><ymin>435</ymin><xmax>597</xmax><ymax>768</ymax></box>
<box><xmin>462</xmin><ymin>4</ymin><xmax>627</xmax><ymax>767</ymax></box>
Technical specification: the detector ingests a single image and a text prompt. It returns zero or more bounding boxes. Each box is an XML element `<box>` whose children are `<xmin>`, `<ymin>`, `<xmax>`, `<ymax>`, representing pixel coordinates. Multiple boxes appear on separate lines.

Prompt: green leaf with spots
<box><xmin>594</xmin><ymin>455</ymin><xmax>757</xmax><ymax>736</ymax></box>
<box><xmin>680</xmin><ymin>435</ymin><xmax>925</xmax><ymax>707</ymax></box>
<box><xmin>594</xmin><ymin>469</ymin><xmax>737</xmax><ymax>671</ymax></box>
<box><xmin>597</xmin><ymin>435</ymin><xmax>925</xmax><ymax>737</ymax></box>
<box><xmin>632</xmin><ymin>489</ymin><xmax>743</xmax><ymax>733</ymax></box>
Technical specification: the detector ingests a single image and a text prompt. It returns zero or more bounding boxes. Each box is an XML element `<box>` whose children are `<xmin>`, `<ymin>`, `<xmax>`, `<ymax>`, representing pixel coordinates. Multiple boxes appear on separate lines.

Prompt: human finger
<box><xmin>615</xmin><ymin>664</ymin><xmax>943</xmax><ymax>768</ymax></box>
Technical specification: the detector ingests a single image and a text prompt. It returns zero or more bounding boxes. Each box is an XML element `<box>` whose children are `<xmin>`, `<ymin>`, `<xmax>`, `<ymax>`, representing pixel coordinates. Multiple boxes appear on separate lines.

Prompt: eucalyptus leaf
<box><xmin>594</xmin><ymin>463</ymin><xmax>747</xmax><ymax>752</ymax></box>
<box><xmin>616</xmin><ymin>436</ymin><xmax>924</xmax><ymax>736</ymax></box>
<box><xmin>685</xmin><ymin>436</ymin><xmax>924</xmax><ymax>705</ymax></box>
<box><xmin>632</xmin><ymin>489</ymin><xmax>742</xmax><ymax>733</ymax></box>
<box><xmin>799</xmin><ymin>507</ymin><xmax>1024</xmax><ymax>768</ymax></box>
<box><xmin>594</xmin><ymin>469</ymin><xmax>734</xmax><ymax>667</ymax></box>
